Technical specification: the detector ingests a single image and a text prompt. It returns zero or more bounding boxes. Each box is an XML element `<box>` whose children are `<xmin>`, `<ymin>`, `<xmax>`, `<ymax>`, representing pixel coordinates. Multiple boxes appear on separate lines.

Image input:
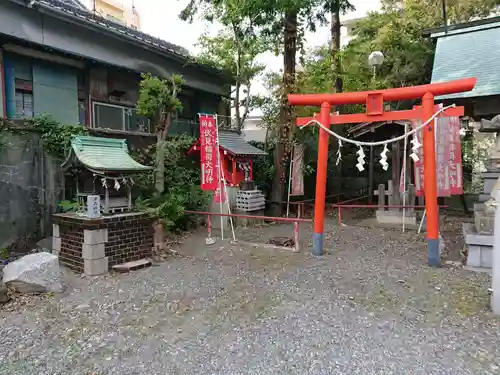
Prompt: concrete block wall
<box><xmin>52</xmin><ymin>212</ymin><xmax>154</xmax><ymax>275</ymax></box>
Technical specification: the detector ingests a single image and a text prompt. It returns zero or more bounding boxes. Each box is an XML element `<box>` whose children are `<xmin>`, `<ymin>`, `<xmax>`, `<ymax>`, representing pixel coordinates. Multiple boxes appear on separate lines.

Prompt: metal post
<box><xmin>127</xmin><ymin>183</ymin><xmax>132</xmax><ymax>211</ymax></box>
<box><xmin>286</xmin><ymin>144</ymin><xmax>294</xmax><ymax>218</ymax></box>
<box><xmin>214</xmin><ymin>114</ymin><xmax>224</xmax><ymax>240</ymax></box>
<box><xmin>207</xmin><ymin>215</ymin><xmax>211</xmax><ymax>238</ymax></box>
<box><xmin>368</xmin><ymin>145</ymin><xmax>374</xmax><ymax>204</ymax></box>
<box><xmin>422</xmin><ymin>93</ymin><xmax>440</xmax><ymax>267</ymax></box>
<box><xmin>293</xmin><ymin>221</ymin><xmax>300</xmax><ymax>253</ymax></box>
<box><xmin>491</xmin><ymin>190</ymin><xmax>500</xmax><ymax>314</ymax></box>
<box><xmin>402</xmin><ymin>124</ymin><xmax>409</xmax><ymax>232</ymax></box>
<box><xmin>104</xmin><ymin>186</ymin><xmax>109</xmax><ymax>214</ymax></box>
<box><xmin>312</xmin><ymin>102</ymin><xmax>331</xmax><ymax>256</ymax></box>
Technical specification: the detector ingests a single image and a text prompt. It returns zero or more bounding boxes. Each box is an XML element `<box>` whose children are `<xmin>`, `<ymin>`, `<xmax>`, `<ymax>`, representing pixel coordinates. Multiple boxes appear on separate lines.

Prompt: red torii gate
<box><xmin>288</xmin><ymin>78</ymin><xmax>476</xmax><ymax>266</ymax></box>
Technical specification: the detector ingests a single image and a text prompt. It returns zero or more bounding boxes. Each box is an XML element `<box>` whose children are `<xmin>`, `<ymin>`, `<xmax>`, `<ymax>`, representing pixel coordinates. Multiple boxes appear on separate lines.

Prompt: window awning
<box><xmin>62</xmin><ymin>135</ymin><xmax>153</xmax><ymax>173</ymax></box>
<box><xmin>431</xmin><ymin>22</ymin><xmax>500</xmax><ymax>100</ymax></box>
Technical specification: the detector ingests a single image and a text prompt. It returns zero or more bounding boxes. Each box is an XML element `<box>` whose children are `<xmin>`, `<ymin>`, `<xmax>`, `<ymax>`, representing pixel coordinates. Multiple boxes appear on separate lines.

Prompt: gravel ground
<box><xmin>1</xmin><ymin>220</ymin><xmax>499</xmax><ymax>375</ymax></box>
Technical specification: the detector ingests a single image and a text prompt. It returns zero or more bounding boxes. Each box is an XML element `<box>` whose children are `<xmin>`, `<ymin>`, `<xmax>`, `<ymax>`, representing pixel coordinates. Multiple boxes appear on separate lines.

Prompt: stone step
<box><xmin>481</xmin><ymin>171</ymin><xmax>500</xmax><ymax>179</ymax></box>
<box><xmin>474</xmin><ymin>211</ymin><xmax>494</xmax><ymax>234</ymax></box>
<box><xmin>236</xmin><ymin>190</ymin><xmax>263</xmax><ymax>196</ymax></box>
<box><xmin>479</xmin><ymin>194</ymin><xmax>490</xmax><ymax>202</ymax></box>
<box><xmin>235</xmin><ymin>196</ymin><xmax>265</xmax><ymax>202</ymax></box>
<box><xmin>236</xmin><ymin>200</ymin><xmax>265</xmax><ymax>206</ymax></box>
<box><xmin>236</xmin><ymin>201</ymin><xmax>265</xmax><ymax>206</ymax></box>
<box><xmin>112</xmin><ymin>259</ymin><xmax>152</xmax><ymax>273</ymax></box>
<box><xmin>474</xmin><ymin>202</ymin><xmax>485</xmax><ymax>212</ymax></box>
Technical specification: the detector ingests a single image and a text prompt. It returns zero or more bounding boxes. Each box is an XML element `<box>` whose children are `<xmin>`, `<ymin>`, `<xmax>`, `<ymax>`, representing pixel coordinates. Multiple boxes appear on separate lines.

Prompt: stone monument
<box><xmin>463</xmin><ymin>115</ymin><xmax>500</xmax><ymax>269</ymax></box>
<box><xmin>374</xmin><ymin>181</ymin><xmax>417</xmax><ymax>227</ymax></box>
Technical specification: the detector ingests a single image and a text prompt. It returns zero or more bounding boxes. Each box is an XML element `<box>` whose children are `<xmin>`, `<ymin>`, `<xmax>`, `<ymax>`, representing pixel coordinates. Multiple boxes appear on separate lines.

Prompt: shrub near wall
<box><xmin>134</xmin><ymin>135</ymin><xmax>211</xmax><ymax>232</ymax></box>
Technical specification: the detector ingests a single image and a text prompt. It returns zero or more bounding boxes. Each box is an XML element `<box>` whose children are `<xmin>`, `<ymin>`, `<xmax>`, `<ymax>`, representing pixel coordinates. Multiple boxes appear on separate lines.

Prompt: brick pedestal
<box><xmin>52</xmin><ymin>212</ymin><xmax>154</xmax><ymax>275</ymax></box>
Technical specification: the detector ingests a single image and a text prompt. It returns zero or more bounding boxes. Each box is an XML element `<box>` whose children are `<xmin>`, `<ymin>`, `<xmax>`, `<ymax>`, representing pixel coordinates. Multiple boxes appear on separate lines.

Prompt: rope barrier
<box><xmin>300</xmin><ymin>104</ymin><xmax>456</xmax><ymax>172</ymax></box>
<box><xmin>299</xmin><ymin>104</ymin><xmax>455</xmax><ymax>147</ymax></box>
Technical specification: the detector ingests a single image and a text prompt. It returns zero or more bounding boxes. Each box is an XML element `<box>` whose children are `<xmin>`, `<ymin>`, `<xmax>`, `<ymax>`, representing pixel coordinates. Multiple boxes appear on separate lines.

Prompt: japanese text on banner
<box><xmin>214</xmin><ymin>185</ymin><xmax>226</xmax><ymax>203</ymax></box>
<box><xmin>447</xmin><ymin>116</ymin><xmax>463</xmax><ymax>195</ymax></box>
<box><xmin>290</xmin><ymin>145</ymin><xmax>305</xmax><ymax>196</ymax></box>
<box><xmin>199</xmin><ymin>115</ymin><xmax>219</xmax><ymax>191</ymax></box>
<box><xmin>412</xmin><ymin>110</ymin><xmax>463</xmax><ymax>197</ymax></box>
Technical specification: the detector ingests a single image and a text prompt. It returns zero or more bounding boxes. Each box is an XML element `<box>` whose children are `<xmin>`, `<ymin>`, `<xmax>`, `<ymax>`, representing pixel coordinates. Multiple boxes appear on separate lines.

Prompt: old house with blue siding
<box><xmin>0</xmin><ymin>0</ymin><xmax>233</xmax><ymax>136</ymax></box>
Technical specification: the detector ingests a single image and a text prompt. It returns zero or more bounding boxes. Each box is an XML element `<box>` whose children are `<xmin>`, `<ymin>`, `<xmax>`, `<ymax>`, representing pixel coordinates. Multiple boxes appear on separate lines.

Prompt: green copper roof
<box><xmin>63</xmin><ymin>135</ymin><xmax>152</xmax><ymax>172</ymax></box>
<box><xmin>431</xmin><ymin>22</ymin><xmax>500</xmax><ymax>100</ymax></box>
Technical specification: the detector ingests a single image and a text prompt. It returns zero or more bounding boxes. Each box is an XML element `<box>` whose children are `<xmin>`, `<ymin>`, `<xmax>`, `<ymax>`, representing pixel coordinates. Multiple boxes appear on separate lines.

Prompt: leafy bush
<box><xmin>135</xmin><ymin>135</ymin><xmax>210</xmax><ymax>232</ymax></box>
<box><xmin>31</xmin><ymin>115</ymin><xmax>88</xmax><ymax>158</ymax></box>
<box><xmin>57</xmin><ymin>199</ymin><xmax>79</xmax><ymax>213</ymax></box>
<box><xmin>247</xmin><ymin>141</ymin><xmax>275</xmax><ymax>197</ymax></box>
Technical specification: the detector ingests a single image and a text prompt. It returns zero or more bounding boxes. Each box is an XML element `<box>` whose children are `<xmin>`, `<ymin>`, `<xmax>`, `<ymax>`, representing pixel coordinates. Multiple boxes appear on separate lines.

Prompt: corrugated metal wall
<box><xmin>3</xmin><ymin>54</ymin><xmax>16</xmax><ymax>118</ymax></box>
<box><xmin>33</xmin><ymin>63</ymin><xmax>79</xmax><ymax>124</ymax></box>
<box><xmin>0</xmin><ymin>49</ymin><xmax>5</xmax><ymax>118</ymax></box>
<box><xmin>3</xmin><ymin>53</ymin><xmax>79</xmax><ymax>124</ymax></box>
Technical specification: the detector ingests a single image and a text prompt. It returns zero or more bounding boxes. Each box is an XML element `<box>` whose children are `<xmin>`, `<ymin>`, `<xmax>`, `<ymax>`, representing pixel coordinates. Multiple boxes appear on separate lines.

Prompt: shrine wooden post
<box><xmin>289</xmin><ymin>78</ymin><xmax>476</xmax><ymax>265</ymax></box>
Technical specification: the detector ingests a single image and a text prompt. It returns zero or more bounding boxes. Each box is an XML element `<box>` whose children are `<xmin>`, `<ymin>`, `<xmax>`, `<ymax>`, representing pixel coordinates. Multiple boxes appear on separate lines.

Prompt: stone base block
<box><xmin>474</xmin><ymin>212</ymin><xmax>494</xmax><ymax>234</ymax></box>
<box><xmin>463</xmin><ymin>223</ymin><xmax>494</xmax><ymax>269</ymax></box>
<box><xmin>479</xmin><ymin>194</ymin><xmax>490</xmax><ymax>202</ymax></box>
<box><xmin>82</xmin><ymin>243</ymin><xmax>105</xmax><ymax>260</ymax></box>
<box><xmin>84</xmin><ymin>257</ymin><xmax>108</xmax><ymax>276</ymax></box>
<box><xmin>234</xmin><ymin>209</ymin><xmax>265</xmax><ymax>227</ymax></box>
<box><xmin>463</xmin><ymin>223</ymin><xmax>494</xmax><ymax>246</ymax></box>
<box><xmin>376</xmin><ymin>211</ymin><xmax>417</xmax><ymax>225</ymax></box>
<box><xmin>52</xmin><ymin>237</ymin><xmax>61</xmax><ymax>256</ymax></box>
<box><xmin>482</xmin><ymin>171</ymin><xmax>500</xmax><ymax>194</ymax></box>
<box><xmin>52</xmin><ymin>223</ymin><xmax>60</xmax><ymax>238</ymax></box>
<box><xmin>84</xmin><ymin>228</ymin><xmax>108</xmax><ymax>244</ymax></box>
<box><xmin>466</xmin><ymin>245</ymin><xmax>493</xmax><ymax>268</ymax></box>
<box><xmin>473</xmin><ymin>202</ymin><xmax>485</xmax><ymax>212</ymax></box>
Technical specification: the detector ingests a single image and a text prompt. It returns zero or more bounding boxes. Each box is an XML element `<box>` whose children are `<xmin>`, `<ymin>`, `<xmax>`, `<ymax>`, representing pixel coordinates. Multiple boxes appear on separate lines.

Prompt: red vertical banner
<box><xmin>412</xmin><ymin>108</ymin><xmax>462</xmax><ymax>197</ymax></box>
<box><xmin>199</xmin><ymin>115</ymin><xmax>218</xmax><ymax>191</ymax></box>
<box><xmin>214</xmin><ymin>184</ymin><xmax>226</xmax><ymax>203</ymax></box>
<box><xmin>435</xmin><ymin>112</ymin><xmax>452</xmax><ymax>197</ymax></box>
<box><xmin>412</xmin><ymin>118</ymin><xmax>425</xmax><ymax>197</ymax></box>
<box><xmin>290</xmin><ymin>144</ymin><xmax>305</xmax><ymax>196</ymax></box>
<box><xmin>448</xmin><ymin>116</ymin><xmax>464</xmax><ymax>195</ymax></box>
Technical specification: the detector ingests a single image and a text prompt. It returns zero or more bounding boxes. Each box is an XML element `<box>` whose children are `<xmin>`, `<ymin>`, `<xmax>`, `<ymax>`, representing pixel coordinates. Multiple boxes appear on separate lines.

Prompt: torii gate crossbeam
<box><xmin>288</xmin><ymin>78</ymin><xmax>476</xmax><ymax>266</ymax></box>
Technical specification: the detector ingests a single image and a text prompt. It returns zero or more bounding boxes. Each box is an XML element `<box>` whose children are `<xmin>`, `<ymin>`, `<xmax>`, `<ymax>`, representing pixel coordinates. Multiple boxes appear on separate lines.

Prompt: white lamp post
<box><xmin>368</xmin><ymin>51</ymin><xmax>385</xmax><ymax>80</ymax></box>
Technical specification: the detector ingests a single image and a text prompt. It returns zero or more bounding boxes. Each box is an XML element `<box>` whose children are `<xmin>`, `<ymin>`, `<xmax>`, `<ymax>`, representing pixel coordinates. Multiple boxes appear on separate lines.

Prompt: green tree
<box><xmin>196</xmin><ymin>28</ymin><xmax>266</xmax><ymax>131</ymax></box>
<box><xmin>340</xmin><ymin>0</ymin><xmax>500</xmax><ymax>96</ymax></box>
<box><xmin>320</xmin><ymin>0</ymin><xmax>355</xmax><ymax>93</ymax></box>
<box><xmin>137</xmin><ymin>73</ymin><xmax>184</xmax><ymax>193</ymax></box>
<box><xmin>384</xmin><ymin>0</ymin><xmax>500</xmax><ymax>24</ymax></box>
<box><xmin>135</xmin><ymin>135</ymin><xmax>210</xmax><ymax>232</ymax></box>
<box><xmin>180</xmin><ymin>0</ymin><xmax>323</xmax><ymax>215</ymax></box>
<box><xmin>233</xmin><ymin>0</ymin><xmax>322</xmax><ymax>215</ymax></box>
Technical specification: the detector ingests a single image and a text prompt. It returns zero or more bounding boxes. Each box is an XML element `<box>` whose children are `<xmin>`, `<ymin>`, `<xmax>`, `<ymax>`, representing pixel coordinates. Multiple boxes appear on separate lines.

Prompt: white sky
<box><xmin>121</xmin><ymin>0</ymin><xmax>381</xmax><ymax>108</ymax></box>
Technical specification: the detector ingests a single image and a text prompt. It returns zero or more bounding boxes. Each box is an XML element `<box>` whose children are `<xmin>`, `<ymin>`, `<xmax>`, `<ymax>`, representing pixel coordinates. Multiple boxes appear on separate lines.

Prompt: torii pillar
<box><xmin>288</xmin><ymin>78</ymin><xmax>476</xmax><ymax>266</ymax></box>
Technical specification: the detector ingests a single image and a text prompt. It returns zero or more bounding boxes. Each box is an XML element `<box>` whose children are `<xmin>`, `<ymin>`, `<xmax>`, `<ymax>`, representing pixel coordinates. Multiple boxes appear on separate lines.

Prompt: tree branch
<box><xmin>241</xmin><ymin>83</ymin><xmax>252</xmax><ymax>126</ymax></box>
